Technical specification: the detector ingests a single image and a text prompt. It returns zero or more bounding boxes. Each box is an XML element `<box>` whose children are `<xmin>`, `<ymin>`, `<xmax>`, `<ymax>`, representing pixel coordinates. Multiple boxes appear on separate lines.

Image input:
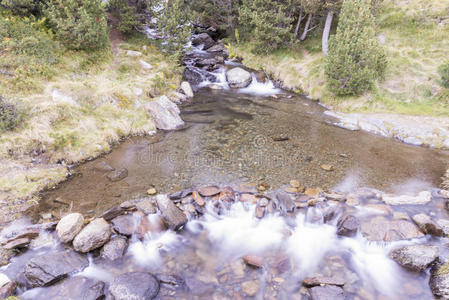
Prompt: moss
<box><xmin>438</xmin><ymin>261</ymin><xmax>449</xmax><ymax>276</ymax></box>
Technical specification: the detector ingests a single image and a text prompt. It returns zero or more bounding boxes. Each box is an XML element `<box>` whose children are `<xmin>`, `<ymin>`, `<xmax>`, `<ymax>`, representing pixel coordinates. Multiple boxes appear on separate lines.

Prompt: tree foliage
<box><xmin>108</xmin><ymin>0</ymin><xmax>140</xmax><ymax>35</ymax></box>
<box><xmin>325</xmin><ymin>0</ymin><xmax>386</xmax><ymax>96</ymax></box>
<box><xmin>43</xmin><ymin>0</ymin><xmax>109</xmax><ymax>50</ymax></box>
<box><xmin>0</xmin><ymin>0</ymin><xmax>39</xmax><ymax>15</ymax></box>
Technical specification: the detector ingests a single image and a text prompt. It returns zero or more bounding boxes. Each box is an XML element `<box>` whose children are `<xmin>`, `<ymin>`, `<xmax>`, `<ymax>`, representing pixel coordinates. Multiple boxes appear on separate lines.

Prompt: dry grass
<box><xmin>0</xmin><ymin>36</ymin><xmax>181</xmax><ymax>207</ymax></box>
<box><xmin>235</xmin><ymin>0</ymin><xmax>449</xmax><ymax>116</ymax></box>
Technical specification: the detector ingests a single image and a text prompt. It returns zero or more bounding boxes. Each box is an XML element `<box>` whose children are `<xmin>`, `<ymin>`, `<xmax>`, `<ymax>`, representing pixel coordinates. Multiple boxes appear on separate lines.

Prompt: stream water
<box><xmin>2</xmin><ymin>37</ymin><xmax>449</xmax><ymax>299</ymax></box>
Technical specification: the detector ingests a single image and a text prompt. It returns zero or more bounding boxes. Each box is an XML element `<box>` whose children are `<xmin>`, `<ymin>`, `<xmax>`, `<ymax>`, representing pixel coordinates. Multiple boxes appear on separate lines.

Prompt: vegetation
<box><xmin>325</xmin><ymin>0</ymin><xmax>386</xmax><ymax>95</ymax></box>
<box><xmin>0</xmin><ymin>97</ymin><xmax>22</xmax><ymax>132</ymax></box>
<box><xmin>108</xmin><ymin>0</ymin><xmax>140</xmax><ymax>35</ymax></box>
<box><xmin>439</xmin><ymin>62</ymin><xmax>449</xmax><ymax>89</ymax></box>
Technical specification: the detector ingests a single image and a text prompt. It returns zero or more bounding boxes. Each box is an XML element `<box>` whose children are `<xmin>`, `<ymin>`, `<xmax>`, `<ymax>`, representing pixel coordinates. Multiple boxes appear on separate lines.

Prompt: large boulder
<box><xmin>25</xmin><ymin>276</ymin><xmax>105</xmax><ymax>300</ymax></box>
<box><xmin>156</xmin><ymin>195</ymin><xmax>187</xmax><ymax>230</ymax></box>
<box><xmin>191</xmin><ymin>33</ymin><xmax>215</xmax><ymax>50</ymax></box>
<box><xmin>390</xmin><ymin>245</ymin><xmax>439</xmax><ymax>272</ymax></box>
<box><xmin>109</xmin><ymin>272</ymin><xmax>160</xmax><ymax>300</ymax></box>
<box><xmin>226</xmin><ymin>67</ymin><xmax>252</xmax><ymax>88</ymax></box>
<box><xmin>56</xmin><ymin>213</ymin><xmax>84</xmax><ymax>243</ymax></box>
<box><xmin>24</xmin><ymin>250</ymin><xmax>88</xmax><ymax>287</ymax></box>
<box><xmin>73</xmin><ymin>218</ymin><xmax>111</xmax><ymax>253</ymax></box>
<box><xmin>430</xmin><ymin>262</ymin><xmax>449</xmax><ymax>299</ymax></box>
<box><xmin>145</xmin><ymin>96</ymin><xmax>184</xmax><ymax>130</ymax></box>
<box><xmin>337</xmin><ymin>215</ymin><xmax>360</xmax><ymax>237</ymax></box>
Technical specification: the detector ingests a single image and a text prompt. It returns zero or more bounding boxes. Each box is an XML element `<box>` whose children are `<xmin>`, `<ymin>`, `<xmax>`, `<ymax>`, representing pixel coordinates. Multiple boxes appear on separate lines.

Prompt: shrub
<box><xmin>43</xmin><ymin>0</ymin><xmax>109</xmax><ymax>50</ymax></box>
<box><xmin>439</xmin><ymin>62</ymin><xmax>449</xmax><ymax>89</ymax></box>
<box><xmin>325</xmin><ymin>0</ymin><xmax>386</xmax><ymax>96</ymax></box>
<box><xmin>0</xmin><ymin>0</ymin><xmax>40</xmax><ymax>15</ymax></box>
<box><xmin>0</xmin><ymin>97</ymin><xmax>21</xmax><ymax>132</ymax></box>
<box><xmin>108</xmin><ymin>0</ymin><xmax>140</xmax><ymax>35</ymax></box>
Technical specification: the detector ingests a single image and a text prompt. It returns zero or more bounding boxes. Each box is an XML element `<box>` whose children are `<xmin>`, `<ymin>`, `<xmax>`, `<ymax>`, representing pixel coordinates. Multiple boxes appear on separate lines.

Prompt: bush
<box><xmin>108</xmin><ymin>0</ymin><xmax>140</xmax><ymax>35</ymax></box>
<box><xmin>439</xmin><ymin>62</ymin><xmax>449</xmax><ymax>89</ymax></box>
<box><xmin>0</xmin><ymin>98</ymin><xmax>21</xmax><ymax>132</ymax></box>
<box><xmin>325</xmin><ymin>0</ymin><xmax>386</xmax><ymax>96</ymax></box>
<box><xmin>43</xmin><ymin>0</ymin><xmax>109</xmax><ymax>50</ymax></box>
<box><xmin>0</xmin><ymin>0</ymin><xmax>39</xmax><ymax>15</ymax></box>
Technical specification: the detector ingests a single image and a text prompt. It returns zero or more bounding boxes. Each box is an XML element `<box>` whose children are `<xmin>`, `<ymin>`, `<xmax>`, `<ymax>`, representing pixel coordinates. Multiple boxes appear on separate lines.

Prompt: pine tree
<box><xmin>43</xmin><ymin>0</ymin><xmax>109</xmax><ymax>51</ymax></box>
<box><xmin>108</xmin><ymin>0</ymin><xmax>140</xmax><ymax>35</ymax></box>
<box><xmin>325</xmin><ymin>0</ymin><xmax>386</xmax><ymax>96</ymax></box>
<box><xmin>239</xmin><ymin>0</ymin><xmax>292</xmax><ymax>53</ymax></box>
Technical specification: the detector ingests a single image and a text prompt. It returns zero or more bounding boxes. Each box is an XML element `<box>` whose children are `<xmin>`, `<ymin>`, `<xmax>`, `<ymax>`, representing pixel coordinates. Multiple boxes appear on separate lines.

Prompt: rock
<box><xmin>147</xmin><ymin>188</ymin><xmax>157</xmax><ymax>195</ymax></box>
<box><xmin>100</xmin><ymin>206</ymin><xmax>124</xmax><ymax>221</ymax></box>
<box><xmin>145</xmin><ymin>96</ymin><xmax>184</xmax><ymax>130</ymax></box>
<box><xmin>382</xmin><ymin>191</ymin><xmax>432</xmax><ymax>205</ymax></box>
<box><xmin>182</xmin><ymin>67</ymin><xmax>216</xmax><ymax>86</ymax></box>
<box><xmin>32</xmin><ymin>276</ymin><xmax>105</xmax><ymax>300</ymax></box>
<box><xmin>195</xmin><ymin>58</ymin><xmax>219</xmax><ymax>68</ymax></box>
<box><xmin>363</xmin><ymin>204</ymin><xmax>394</xmax><ymax>215</ymax></box>
<box><xmin>192</xmin><ymin>191</ymin><xmax>205</xmax><ymax>207</ymax></box>
<box><xmin>0</xmin><ymin>247</ymin><xmax>13</xmax><ymax>266</ymax></box>
<box><xmin>101</xmin><ymin>236</ymin><xmax>127</xmax><ymax>261</ymax></box>
<box><xmin>107</xmin><ymin>168</ymin><xmax>128</xmax><ymax>182</ymax></box>
<box><xmin>157</xmin><ymin>274</ymin><xmax>186</xmax><ymax>289</ymax></box>
<box><xmin>241</xmin><ymin>280</ymin><xmax>259</xmax><ymax>297</ymax></box>
<box><xmin>226</xmin><ymin>67</ymin><xmax>252</xmax><ymax>88</ymax></box>
<box><xmin>305</xmin><ymin>188</ymin><xmax>322</xmax><ymax>197</ymax></box>
<box><xmin>361</xmin><ymin>216</ymin><xmax>424</xmax><ymax>241</ymax></box>
<box><xmin>0</xmin><ymin>278</ymin><xmax>16</xmax><ymax>299</ymax></box>
<box><xmin>240</xmin><ymin>193</ymin><xmax>258</xmax><ymax>204</ymax></box>
<box><xmin>255</xmin><ymin>205</ymin><xmax>265</xmax><ymax>218</ymax></box>
<box><xmin>337</xmin><ymin>215</ymin><xmax>360</xmax><ymax>237</ymax></box>
<box><xmin>135</xmin><ymin>215</ymin><xmax>166</xmax><ymax>239</ymax></box>
<box><xmin>437</xmin><ymin>219</ymin><xmax>449</xmax><ymax>236</ymax></box>
<box><xmin>136</xmin><ymin>198</ymin><xmax>157</xmax><ymax>214</ymax></box>
<box><xmin>139</xmin><ymin>59</ymin><xmax>153</xmax><ymax>70</ymax></box>
<box><xmin>181</xmin><ymin>81</ymin><xmax>194</xmax><ymax>98</ymax></box>
<box><xmin>156</xmin><ymin>195</ymin><xmax>187</xmax><ymax>230</ymax></box>
<box><xmin>390</xmin><ymin>245</ymin><xmax>438</xmax><ymax>272</ymax></box>
<box><xmin>111</xmin><ymin>215</ymin><xmax>137</xmax><ymax>236</ymax></box>
<box><xmin>309</xmin><ymin>285</ymin><xmax>345</xmax><ymax>300</ymax></box>
<box><xmin>1</xmin><ymin>226</ymin><xmax>40</xmax><ymax>246</ymax></box>
<box><xmin>303</xmin><ymin>276</ymin><xmax>345</xmax><ymax>287</ymax></box>
<box><xmin>198</xmin><ymin>186</ymin><xmax>220</xmax><ymax>197</ymax></box>
<box><xmin>125</xmin><ymin>50</ymin><xmax>142</xmax><ymax>57</ymax></box>
<box><xmin>440</xmin><ymin>190</ymin><xmax>449</xmax><ymax>199</ymax></box>
<box><xmin>3</xmin><ymin>237</ymin><xmax>30</xmax><ymax>250</ymax></box>
<box><xmin>242</xmin><ymin>255</ymin><xmax>264</xmax><ymax>268</ymax></box>
<box><xmin>24</xmin><ymin>250</ymin><xmax>88</xmax><ymax>287</ymax></box>
<box><xmin>94</xmin><ymin>161</ymin><xmax>115</xmax><ymax>172</ymax></box>
<box><xmin>276</xmin><ymin>192</ymin><xmax>295</xmax><ymax>213</ymax></box>
<box><xmin>109</xmin><ymin>272</ymin><xmax>160</xmax><ymax>300</ymax></box>
<box><xmin>320</xmin><ymin>164</ymin><xmax>334</xmax><ymax>171</ymax></box>
<box><xmin>191</xmin><ymin>33</ymin><xmax>215</xmax><ymax>50</ymax></box>
<box><xmin>207</xmin><ymin>43</ymin><xmax>226</xmax><ymax>53</ymax></box>
<box><xmin>73</xmin><ymin>218</ymin><xmax>111</xmax><ymax>253</ymax></box>
<box><xmin>56</xmin><ymin>213</ymin><xmax>84</xmax><ymax>243</ymax></box>
<box><xmin>430</xmin><ymin>262</ymin><xmax>449</xmax><ymax>299</ymax></box>
<box><xmin>219</xmin><ymin>186</ymin><xmax>235</xmax><ymax>202</ymax></box>
<box><xmin>412</xmin><ymin>213</ymin><xmax>444</xmax><ymax>236</ymax></box>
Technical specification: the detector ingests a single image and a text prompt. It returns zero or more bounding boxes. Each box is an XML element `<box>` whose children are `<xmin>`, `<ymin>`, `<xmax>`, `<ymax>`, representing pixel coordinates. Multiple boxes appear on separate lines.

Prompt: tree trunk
<box><xmin>322</xmin><ymin>10</ymin><xmax>334</xmax><ymax>55</ymax></box>
<box><xmin>227</xmin><ymin>0</ymin><xmax>234</xmax><ymax>36</ymax></box>
<box><xmin>300</xmin><ymin>13</ymin><xmax>312</xmax><ymax>41</ymax></box>
<box><xmin>293</xmin><ymin>8</ymin><xmax>303</xmax><ymax>42</ymax></box>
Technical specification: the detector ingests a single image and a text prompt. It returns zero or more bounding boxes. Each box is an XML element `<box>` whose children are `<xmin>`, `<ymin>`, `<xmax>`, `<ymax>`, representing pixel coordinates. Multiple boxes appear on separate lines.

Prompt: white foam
<box><xmin>238</xmin><ymin>73</ymin><xmax>281</xmax><ymax>96</ymax></box>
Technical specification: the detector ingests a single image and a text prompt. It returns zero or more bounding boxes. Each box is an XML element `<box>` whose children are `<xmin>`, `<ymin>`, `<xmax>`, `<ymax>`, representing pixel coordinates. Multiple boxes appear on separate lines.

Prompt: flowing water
<box><xmin>3</xmin><ymin>42</ymin><xmax>449</xmax><ymax>299</ymax></box>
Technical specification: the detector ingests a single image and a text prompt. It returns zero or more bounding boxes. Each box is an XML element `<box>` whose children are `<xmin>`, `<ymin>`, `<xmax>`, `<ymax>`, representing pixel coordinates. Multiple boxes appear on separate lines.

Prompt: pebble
<box><xmin>147</xmin><ymin>188</ymin><xmax>157</xmax><ymax>195</ymax></box>
<box><xmin>241</xmin><ymin>280</ymin><xmax>259</xmax><ymax>297</ymax></box>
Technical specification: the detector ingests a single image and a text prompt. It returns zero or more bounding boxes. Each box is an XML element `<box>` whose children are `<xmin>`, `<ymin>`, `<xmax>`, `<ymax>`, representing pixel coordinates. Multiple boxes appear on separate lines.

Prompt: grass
<box><xmin>234</xmin><ymin>0</ymin><xmax>449</xmax><ymax>117</ymax></box>
<box><xmin>0</xmin><ymin>11</ymin><xmax>182</xmax><ymax>207</ymax></box>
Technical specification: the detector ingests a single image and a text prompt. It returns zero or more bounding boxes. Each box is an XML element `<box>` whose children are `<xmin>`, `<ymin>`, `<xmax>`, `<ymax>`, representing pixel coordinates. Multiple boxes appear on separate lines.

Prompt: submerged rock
<box><xmin>412</xmin><ymin>213</ymin><xmax>444</xmax><ymax>236</ymax></box>
<box><xmin>101</xmin><ymin>236</ymin><xmax>127</xmax><ymax>261</ymax></box>
<box><xmin>241</xmin><ymin>280</ymin><xmax>259</xmax><ymax>297</ymax></box>
<box><xmin>31</xmin><ymin>276</ymin><xmax>105</xmax><ymax>300</ymax></box>
<box><xmin>156</xmin><ymin>195</ymin><xmax>187</xmax><ymax>230</ymax></box>
<box><xmin>73</xmin><ymin>218</ymin><xmax>111</xmax><ymax>253</ymax></box>
<box><xmin>303</xmin><ymin>276</ymin><xmax>345</xmax><ymax>287</ymax></box>
<box><xmin>107</xmin><ymin>168</ymin><xmax>128</xmax><ymax>182</ymax></box>
<box><xmin>430</xmin><ymin>262</ymin><xmax>449</xmax><ymax>299</ymax></box>
<box><xmin>309</xmin><ymin>285</ymin><xmax>345</xmax><ymax>300</ymax></box>
<box><xmin>56</xmin><ymin>213</ymin><xmax>84</xmax><ymax>243</ymax></box>
<box><xmin>337</xmin><ymin>215</ymin><xmax>360</xmax><ymax>237</ymax></box>
<box><xmin>390</xmin><ymin>245</ymin><xmax>439</xmax><ymax>272</ymax></box>
<box><xmin>109</xmin><ymin>272</ymin><xmax>160</xmax><ymax>300</ymax></box>
<box><xmin>382</xmin><ymin>191</ymin><xmax>432</xmax><ymax>205</ymax></box>
<box><xmin>145</xmin><ymin>96</ymin><xmax>184</xmax><ymax>130</ymax></box>
<box><xmin>24</xmin><ymin>250</ymin><xmax>88</xmax><ymax>287</ymax></box>
<box><xmin>226</xmin><ymin>67</ymin><xmax>252</xmax><ymax>88</ymax></box>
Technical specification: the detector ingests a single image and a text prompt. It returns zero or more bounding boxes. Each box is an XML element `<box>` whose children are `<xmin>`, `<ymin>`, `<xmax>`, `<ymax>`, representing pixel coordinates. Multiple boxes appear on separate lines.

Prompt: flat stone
<box><xmin>56</xmin><ymin>213</ymin><xmax>84</xmax><ymax>243</ymax></box>
<box><xmin>192</xmin><ymin>191</ymin><xmax>205</xmax><ymax>207</ymax></box>
<box><xmin>240</xmin><ymin>193</ymin><xmax>258</xmax><ymax>204</ymax></box>
<box><xmin>309</xmin><ymin>285</ymin><xmax>345</xmax><ymax>300</ymax></box>
<box><xmin>337</xmin><ymin>215</ymin><xmax>360</xmax><ymax>237</ymax></box>
<box><xmin>305</xmin><ymin>188</ymin><xmax>322</xmax><ymax>197</ymax></box>
<box><xmin>390</xmin><ymin>245</ymin><xmax>439</xmax><ymax>272</ymax></box>
<box><xmin>136</xmin><ymin>198</ymin><xmax>157</xmax><ymax>214</ymax></box>
<box><xmin>219</xmin><ymin>186</ymin><xmax>235</xmax><ymax>202</ymax></box>
<box><xmin>242</xmin><ymin>255</ymin><xmax>264</xmax><ymax>268</ymax></box>
<box><xmin>107</xmin><ymin>168</ymin><xmax>128</xmax><ymax>182</ymax></box>
<box><xmin>109</xmin><ymin>272</ymin><xmax>160</xmax><ymax>300</ymax></box>
<box><xmin>412</xmin><ymin>213</ymin><xmax>444</xmax><ymax>236</ymax></box>
<box><xmin>93</xmin><ymin>161</ymin><xmax>115</xmax><ymax>172</ymax></box>
<box><xmin>198</xmin><ymin>186</ymin><xmax>220</xmax><ymax>197</ymax></box>
<box><xmin>382</xmin><ymin>191</ymin><xmax>432</xmax><ymax>205</ymax></box>
<box><xmin>73</xmin><ymin>218</ymin><xmax>111</xmax><ymax>253</ymax></box>
<box><xmin>361</xmin><ymin>216</ymin><xmax>424</xmax><ymax>241</ymax></box>
<box><xmin>111</xmin><ymin>215</ymin><xmax>137</xmax><ymax>236</ymax></box>
<box><xmin>29</xmin><ymin>276</ymin><xmax>105</xmax><ymax>300</ymax></box>
<box><xmin>156</xmin><ymin>195</ymin><xmax>187</xmax><ymax>230</ymax></box>
<box><xmin>24</xmin><ymin>250</ymin><xmax>88</xmax><ymax>287</ymax></box>
<box><xmin>241</xmin><ymin>280</ymin><xmax>259</xmax><ymax>297</ymax></box>
<box><xmin>303</xmin><ymin>276</ymin><xmax>345</xmax><ymax>287</ymax></box>
<box><xmin>320</xmin><ymin>164</ymin><xmax>334</xmax><ymax>171</ymax></box>
<box><xmin>101</xmin><ymin>236</ymin><xmax>127</xmax><ymax>261</ymax></box>
<box><xmin>3</xmin><ymin>237</ymin><xmax>30</xmax><ymax>250</ymax></box>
